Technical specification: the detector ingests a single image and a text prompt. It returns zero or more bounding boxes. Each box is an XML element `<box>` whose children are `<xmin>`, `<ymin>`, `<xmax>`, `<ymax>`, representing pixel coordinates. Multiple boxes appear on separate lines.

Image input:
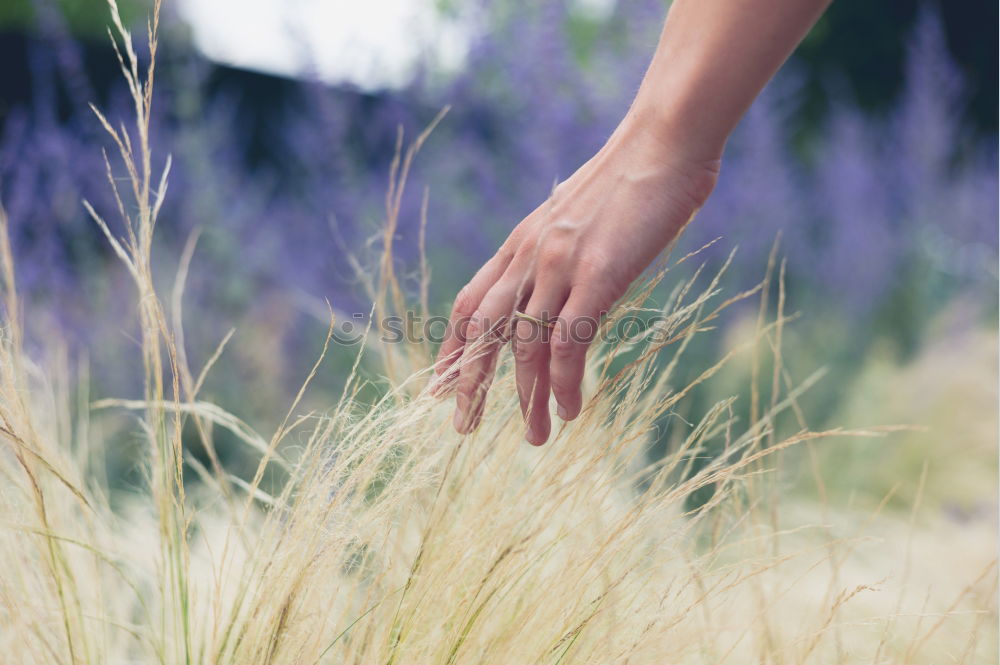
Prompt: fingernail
<box><xmin>453</xmin><ymin>393</ymin><xmax>469</xmax><ymax>432</ymax></box>
<box><xmin>525</xmin><ymin>427</ymin><xmax>543</xmax><ymax>446</ymax></box>
<box><xmin>454</xmin><ymin>407</ymin><xmax>468</xmax><ymax>433</ymax></box>
<box><xmin>556</xmin><ymin>404</ymin><xmax>568</xmax><ymax>420</ymax></box>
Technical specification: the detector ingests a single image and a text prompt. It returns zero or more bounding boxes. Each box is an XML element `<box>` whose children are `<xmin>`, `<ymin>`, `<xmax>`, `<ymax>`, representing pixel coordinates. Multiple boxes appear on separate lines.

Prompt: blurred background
<box><xmin>0</xmin><ymin>0</ymin><xmax>996</xmax><ymax>509</ymax></box>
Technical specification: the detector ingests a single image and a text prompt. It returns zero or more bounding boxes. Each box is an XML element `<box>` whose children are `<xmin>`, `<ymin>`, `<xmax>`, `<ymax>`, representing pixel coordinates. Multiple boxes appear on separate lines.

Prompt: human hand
<box><xmin>434</xmin><ymin>114</ymin><xmax>720</xmax><ymax>444</ymax></box>
<box><xmin>433</xmin><ymin>0</ymin><xmax>830</xmax><ymax>443</ymax></box>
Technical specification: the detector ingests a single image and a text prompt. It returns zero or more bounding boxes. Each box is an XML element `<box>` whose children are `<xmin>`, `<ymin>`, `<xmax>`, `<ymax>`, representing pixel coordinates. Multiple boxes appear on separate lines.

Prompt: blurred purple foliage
<box><xmin>0</xmin><ymin>0</ymin><xmax>995</xmax><ymax>385</ymax></box>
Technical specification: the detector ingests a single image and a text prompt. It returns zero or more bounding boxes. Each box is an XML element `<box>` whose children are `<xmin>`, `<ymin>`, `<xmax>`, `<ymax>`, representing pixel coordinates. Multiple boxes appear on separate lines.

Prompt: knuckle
<box><xmin>549</xmin><ymin>335</ymin><xmax>579</xmax><ymax>361</ymax></box>
<box><xmin>564</xmin><ymin>313</ymin><xmax>600</xmax><ymax>344</ymax></box>
<box><xmin>548</xmin><ymin>374</ymin><xmax>575</xmax><ymax>398</ymax></box>
<box><xmin>466</xmin><ymin>309</ymin><xmax>492</xmax><ymax>339</ymax></box>
<box><xmin>575</xmin><ymin>251</ymin><xmax>610</xmax><ymax>281</ymax></box>
<box><xmin>512</xmin><ymin>340</ymin><xmax>539</xmax><ymax>364</ymax></box>
<box><xmin>513</xmin><ymin>319</ymin><xmax>539</xmax><ymax>345</ymax></box>
<box><xmin>457</xmin><ymin>380</ymin><xmax>482</xmax><ymax>402</ymax></box>
<box><xmin>457</xmin><ymin>383</ymin><xmax>473</xmax><ymax>400</ymax></box>
<box><xmin>494</xmin><ymin>243</ymin><xmax>516</xmax><ymax>265</ymax></box>
<box><xmin>435</xmin><ymin>346</ymin><xmax>458</xmax><ymax>367</ymax></box>
<box><xmin>458</xmin><ymin>388</ymin><xmax>480</xmax><ymax>407</ymax></box>
<box><xmin>536</xmin><ymin>242</ymin><xmax>567</xmax><ymax>271</ymax></box>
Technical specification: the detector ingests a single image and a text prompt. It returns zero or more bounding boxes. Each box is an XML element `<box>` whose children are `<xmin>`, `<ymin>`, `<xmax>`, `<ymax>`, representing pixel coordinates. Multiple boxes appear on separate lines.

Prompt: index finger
<box><xmin>435</xmin><ymin>253</ymin><xmax>511</xmax><ymax>377</ymax></box>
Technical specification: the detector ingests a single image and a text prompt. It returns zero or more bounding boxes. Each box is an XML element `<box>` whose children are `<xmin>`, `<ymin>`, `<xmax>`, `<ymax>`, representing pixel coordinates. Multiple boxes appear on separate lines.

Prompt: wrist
<box><xmin>629</xmin><ymin>95</ymin><xmax>725</xmax><ymax>164</ymax></box>
<box><xmin>589</xmin><ymin>114</ymin><xmax>721</xmax><ymax>221</ymax></box>
<box><xmin>606</xmin><ymin>99</ymin><xmax>722</xmax><ymax>211</ymax></box>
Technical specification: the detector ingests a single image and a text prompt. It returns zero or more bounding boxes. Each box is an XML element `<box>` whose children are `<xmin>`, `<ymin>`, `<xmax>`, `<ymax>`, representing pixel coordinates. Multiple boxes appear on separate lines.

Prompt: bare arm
<box><xmin>437</xmin><ymin>0</ymin><xmax>832</xmax><ymax>444</ymax></box>
<box><xmin>635</xmin><ymin>0</ymin><xmax>831</xmax><ymax>161</ymax></box>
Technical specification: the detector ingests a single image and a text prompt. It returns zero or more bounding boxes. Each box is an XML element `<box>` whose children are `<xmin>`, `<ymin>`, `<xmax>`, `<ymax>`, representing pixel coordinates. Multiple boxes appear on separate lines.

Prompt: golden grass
<box><xmin>0</xmin><ymin>2</ymin><xmax>994</xmax><ymax>663</ymax></box>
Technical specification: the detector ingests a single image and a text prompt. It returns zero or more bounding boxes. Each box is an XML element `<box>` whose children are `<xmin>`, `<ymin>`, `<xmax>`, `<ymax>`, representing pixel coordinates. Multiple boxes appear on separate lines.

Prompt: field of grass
<box><xmin>0</xmin><ymin>2</ymin><xmax>995</xmax><ymax>663</ymax></box>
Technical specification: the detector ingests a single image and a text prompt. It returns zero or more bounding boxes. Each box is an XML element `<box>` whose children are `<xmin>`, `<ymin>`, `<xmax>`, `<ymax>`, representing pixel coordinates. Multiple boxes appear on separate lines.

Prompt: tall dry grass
<box><xmin>0</xmin><ymin>2</ymin><xmax>994</xmax><ymax>663</ymax></box>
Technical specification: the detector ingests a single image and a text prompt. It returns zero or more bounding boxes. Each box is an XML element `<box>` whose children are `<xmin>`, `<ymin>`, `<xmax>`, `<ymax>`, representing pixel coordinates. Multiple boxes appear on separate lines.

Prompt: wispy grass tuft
<box><xmin>0</xmin><ymin>2</ymin><xmax>993</xmax><ymax>664</ymax></box>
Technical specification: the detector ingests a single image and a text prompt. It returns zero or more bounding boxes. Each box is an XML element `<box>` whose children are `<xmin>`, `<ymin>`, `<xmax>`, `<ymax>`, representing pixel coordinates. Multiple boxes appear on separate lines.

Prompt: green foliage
<box><xmin>0</xmin><ymin>0</ymin><xmax>145</xmax><ymax>37</ymax></box>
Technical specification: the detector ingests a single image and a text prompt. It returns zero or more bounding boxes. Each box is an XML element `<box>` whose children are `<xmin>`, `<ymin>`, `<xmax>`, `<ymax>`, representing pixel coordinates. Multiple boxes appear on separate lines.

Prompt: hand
<box><xmin>434</xmin><ymin>0</ymin><xmax>829</xmax><ymax>443</ymax></box>
<box><xmin>435</xmin><ymin>114</ymin><xmax>720</xmax><ymax>444</ymax></box>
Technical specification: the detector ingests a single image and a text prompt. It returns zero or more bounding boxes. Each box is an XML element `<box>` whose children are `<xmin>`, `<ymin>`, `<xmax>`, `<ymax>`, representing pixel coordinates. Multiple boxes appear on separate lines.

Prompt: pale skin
<box><xmin>435</xmin><ymin>0</ymin><xmax>833</xmax><ymax>444</ymax></box>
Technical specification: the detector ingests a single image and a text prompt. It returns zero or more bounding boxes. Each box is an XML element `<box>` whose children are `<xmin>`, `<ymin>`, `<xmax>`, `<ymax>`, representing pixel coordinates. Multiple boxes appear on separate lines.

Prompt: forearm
<box><xmin>630</xmin><ymin>0</ymin><xmax>831</xmax><ymax>162</ymax></box>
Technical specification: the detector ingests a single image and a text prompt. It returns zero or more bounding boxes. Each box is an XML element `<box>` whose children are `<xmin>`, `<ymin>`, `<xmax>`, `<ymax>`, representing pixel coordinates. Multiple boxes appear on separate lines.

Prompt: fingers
<box><xmin>549</xmin><ymin>288</ymin><xmax>606</xmax><ymax>422</ymax></box>
<box><xmin>435</xmin><ymin>252</ymin><xmax>512</xmax><ymax>377</ymax></box>
<box><xmin>513</xmin><ymin>283</ymin><xmax>569</xmax><ymax>445</ymax></box>
<box><xmin>453</xmin><ymin>282</ymin><xmax>521</xmax><ymax>434</ymax></box>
